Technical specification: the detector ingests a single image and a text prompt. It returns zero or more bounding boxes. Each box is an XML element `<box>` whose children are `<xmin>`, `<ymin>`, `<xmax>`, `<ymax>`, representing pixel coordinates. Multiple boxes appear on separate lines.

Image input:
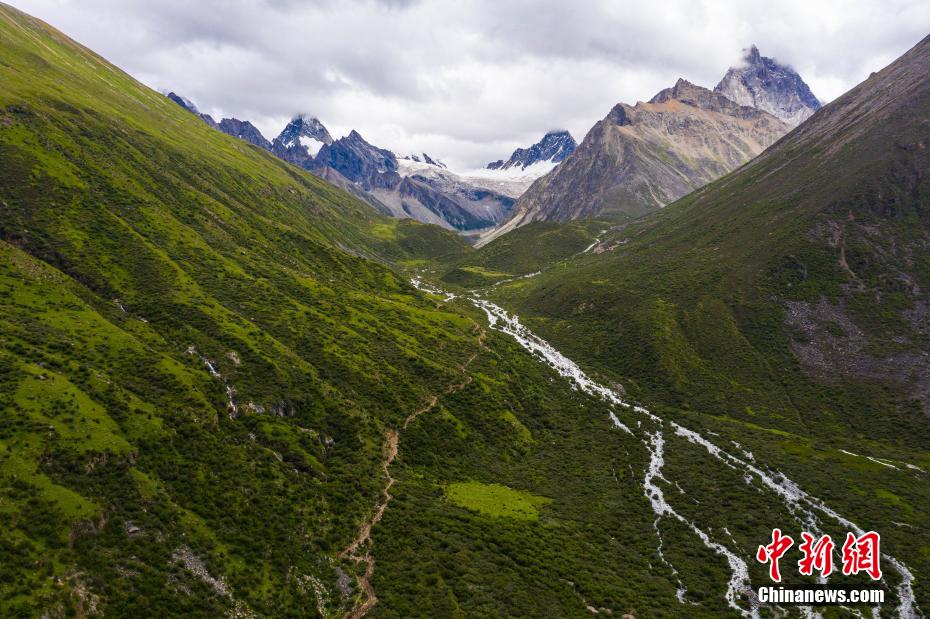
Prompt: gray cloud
<box><xmin>11</xmin><ymin>0</ymin><xmax>929</xmax><ymax>169</ymax></box>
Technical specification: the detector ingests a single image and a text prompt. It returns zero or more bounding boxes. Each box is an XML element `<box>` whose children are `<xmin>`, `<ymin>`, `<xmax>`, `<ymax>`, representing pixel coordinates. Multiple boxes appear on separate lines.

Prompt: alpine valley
<box><xmin>0</xmin><ymin>3</ymin><xmax>928</xmax><ymax>619</ymax></box>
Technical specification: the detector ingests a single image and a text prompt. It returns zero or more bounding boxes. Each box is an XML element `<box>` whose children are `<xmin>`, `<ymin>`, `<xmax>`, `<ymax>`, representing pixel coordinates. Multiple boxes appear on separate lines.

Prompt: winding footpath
<box><xmin>339</xmin><ymin>428</ymin><xmax>398</xmax><ymax>619</ymax></box>
<box><xmin>339</xmin><ymin>323</ymin><xmax>485</xmax><ymax>619</ymax></box>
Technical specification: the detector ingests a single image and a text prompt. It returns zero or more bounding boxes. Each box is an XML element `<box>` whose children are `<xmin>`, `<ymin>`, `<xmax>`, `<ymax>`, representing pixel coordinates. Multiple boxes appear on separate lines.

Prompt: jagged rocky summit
<box><xmin>714</xmin><ymin>44</ymin><xmax>821</xmax><ymax>126</ymax></box>
<box><xmin>481</xmin><ymin>45</ymin><xmax>819</xmax><ymax>244</ymax></box>
<box><xmin>486</xmin><ymin>130</ymin><xmax>576</xmax><ymax>171</ymax></box>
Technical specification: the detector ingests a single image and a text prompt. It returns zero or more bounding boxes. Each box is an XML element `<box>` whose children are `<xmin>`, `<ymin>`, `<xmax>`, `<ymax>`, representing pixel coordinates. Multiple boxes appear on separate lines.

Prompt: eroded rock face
<box><xmin>784</xmin><ymin>296</ymin><xmax>930</xmax><ymax>416</ymax></box>
<box><xmin>315</xmin><ymin>130</ymin><xmax>400</xmax><ymax>189</ymax></box>
<box><xmin>216</xmin><ymin>118</ymin><xmax>272</xmax><ymax>150</ymax></box>
<box><xmin>161</xmin><ymin>94</ymin><xmax>520</xmax><ymax>230</ymax></box>
<box><xmin>484</xmin><ymin>48</ymin><xmax>821</xmax><ymax>243</ymax></box>
<box><xmin>786</xmin><ymin>187</ymin><xmax>930</xmax><ymax>417</ymax></box>
<box><xmin>714</xmin><ymin>45</ymin><xmax>821</xmax><ymax>127</ymax></box>
<box><xmin>313</xmin><ymin>131</ymin><xmax>516</xmax><ymax>230</ymax></box>
<box><xmin>504</xmin><ymin>79</ymin><xmax>791</xmax><ymax>226</ymax></box>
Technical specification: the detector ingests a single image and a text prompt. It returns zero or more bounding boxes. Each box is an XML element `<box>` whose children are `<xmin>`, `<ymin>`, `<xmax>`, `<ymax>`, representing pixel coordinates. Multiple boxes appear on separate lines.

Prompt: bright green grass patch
<box><xmin>370</xmin><ymin>223</ymin><xmax>398</xmax><ymax>240</ymax></box>
<box><xmin>711</xmin><ymin>415</ymin><xmax>796</xmax><ymax>438</ymax></box>
<box><xmin>459</xmin><ymin>266</ymin><xmax>510</xmax><ymax>278</ymax></box>
<box><xmin>129</xmin><ymin>468</ymin><xmax>160</xmax><ymax>500</ymax></box>
<box><xmin>444</xmin><ymin>481</ymin><xmax>551</xmax><ymax>521</ymax></box>
<box><xmin>875</xmin><ymin>488</ymin><xmax>913</xmax><ymax>516</ymax></box>
<box><xmin>438</xmin><ymin>408</ymin><xmax>467</xmax><ymax>438</ymax></box>
<box><xmin>440</xmin><ymin>266</ymin><xmax>513</xmax><ymax>287</ymax></box>
<box><xmin>0</xmin><ymin>442</ymin><xmax>97</xmax><ymax>521</ymax></box>
<box><xmin>15</xmin><ymin>366</ymin><xmax>131</xmax><ymax>454</ymax></box>
<box><xmin>501</xmin><ymin>410</ymin><xmax>533</xmax><ymax>445</ymax></box>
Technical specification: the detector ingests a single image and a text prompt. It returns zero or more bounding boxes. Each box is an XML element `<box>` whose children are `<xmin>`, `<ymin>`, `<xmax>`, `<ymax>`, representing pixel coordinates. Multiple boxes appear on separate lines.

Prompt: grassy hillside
<box><xmin>3</xmin><ymin>3</ymin><xmax>928</xmax><ymax>617</ymax></box>
<box><xmin>0</xmin><ymin>4</ymin><xmax>486</xmax><ymax>615</ymax></box>
<box><xmin>440</xmin><ymin>220</ymin><xmax>605</xmax><ymax>288</ymax></box>
<box><xmin>0</xmin><ymin>5</ymin><xmax>770</xmax><ymax>618</ymax></box>
<box><xmin>487</xmin><ymin>34</ymin><xmax>930</xmax><ymax>611</ymax></box>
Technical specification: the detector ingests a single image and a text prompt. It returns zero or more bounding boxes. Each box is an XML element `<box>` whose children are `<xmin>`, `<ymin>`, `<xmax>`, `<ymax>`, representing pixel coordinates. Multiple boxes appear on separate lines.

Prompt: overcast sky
<box><xmin>12</xmin><ymin>0</ymin><xmax>930</xmax><ymax>169</ymax></box>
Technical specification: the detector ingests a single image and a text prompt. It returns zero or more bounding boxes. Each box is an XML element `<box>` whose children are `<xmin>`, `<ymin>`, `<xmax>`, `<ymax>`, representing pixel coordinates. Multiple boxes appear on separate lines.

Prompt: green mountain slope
<box><xmin>0</xmin><ymin>5</ymin><xmax>484</xmax><ymax>615</ymax></box>
<box><xmin>0</xmin><ymin>6</ymin><xmax>748</xmax><ymax>618</ymax></box>
<box><xmin>3</xmin><ymin>3</ymin><xmax>928</xmax><ymax>617</ymax></box>
<box><xmin>489</xmin><ymin>34</ymin><xmax>930</xmax><ymax>610</ymax></box>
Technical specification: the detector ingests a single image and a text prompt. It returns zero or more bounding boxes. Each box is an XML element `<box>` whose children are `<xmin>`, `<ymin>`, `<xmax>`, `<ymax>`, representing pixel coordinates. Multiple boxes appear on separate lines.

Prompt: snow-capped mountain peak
<box><xmin>274</xmin><ymin>115</ymin><xmax>334</xmax><ymax>156</ymax></box>
<box><xmin>486</xmin><ymin>130</ymin><xmax>577</xmax><ymax>171</ymax></box>
<box><xmin>454</xmin><ymin>130</ymin><xmax>577</xmax><ymax>198</ymax></box>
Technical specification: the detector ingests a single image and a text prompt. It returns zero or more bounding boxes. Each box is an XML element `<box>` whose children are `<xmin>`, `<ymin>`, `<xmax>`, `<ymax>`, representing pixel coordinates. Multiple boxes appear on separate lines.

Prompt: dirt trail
<box><xmin>340</xmin><ymin>429</ymin><xmax>398</xmax><ymax>562</ymax></box>
<box><xmin>340</xmin><ymin>326</ymin><xmax>486</xmax><ymax>618</ymax></box>
<box><xmin>403</xmin><ymin>345</ymin><xmax>482</xmax><ymax>430</ymax></box>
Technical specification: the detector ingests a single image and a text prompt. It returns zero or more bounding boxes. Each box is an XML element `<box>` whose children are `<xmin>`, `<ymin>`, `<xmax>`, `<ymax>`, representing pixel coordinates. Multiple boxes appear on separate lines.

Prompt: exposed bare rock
<box><xmin>491</xmin><ymin>79</ymin><xmax>790</xmax><ymax>239</ymax></box>
<box><xmin>715</xmin><ymin>45</ymin><xmax>821</xmax><ymax>126</ymax></box>
<box><xmin>784</xmin><ymin>297</ymin><xmax>930</xmax><ymax>416</ymax></box>
<box><xmin>171</xmin><ymin>546</ymin><xmax>230</xmax><ymax>598</ymax></box>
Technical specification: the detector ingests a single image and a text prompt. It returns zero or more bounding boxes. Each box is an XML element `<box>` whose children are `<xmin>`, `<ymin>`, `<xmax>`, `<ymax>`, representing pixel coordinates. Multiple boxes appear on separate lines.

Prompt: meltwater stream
<box><xmin>472</xmin><ymin>296</ymin><xmax>759</xmax><ymax>616</ymax></box>
<box><xmin>411</xmin><ymin>279</ymin><xmax>920</xmax><ymax>617</ymax></box>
